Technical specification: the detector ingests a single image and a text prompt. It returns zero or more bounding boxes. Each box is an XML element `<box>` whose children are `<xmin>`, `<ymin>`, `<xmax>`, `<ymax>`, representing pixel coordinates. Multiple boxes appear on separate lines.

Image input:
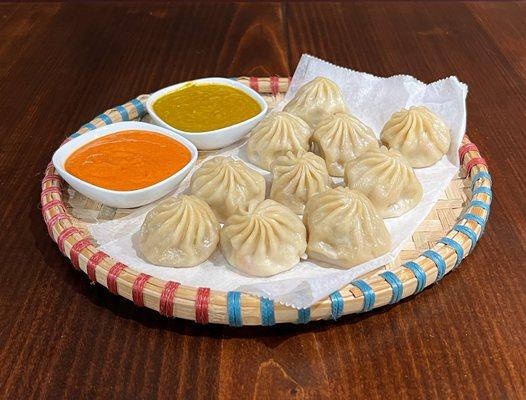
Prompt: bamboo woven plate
<box><xmin>41</xmin><ymin>77</ymin><xmax>492</xmax><ymax>326</ymax></box>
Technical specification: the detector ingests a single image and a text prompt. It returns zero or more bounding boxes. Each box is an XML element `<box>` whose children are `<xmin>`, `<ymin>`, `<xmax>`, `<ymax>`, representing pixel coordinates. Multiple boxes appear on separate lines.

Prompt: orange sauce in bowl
<box><xmin>65</xmin><ymin>130</ymin><xmax>192</xmax><ymax>191</ymax></box>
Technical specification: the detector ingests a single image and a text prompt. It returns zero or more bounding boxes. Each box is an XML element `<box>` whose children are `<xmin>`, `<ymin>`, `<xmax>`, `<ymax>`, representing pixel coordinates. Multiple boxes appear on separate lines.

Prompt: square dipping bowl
<box><xmin>52</xmin><ymin>121</ymin><xmax>198</xmax><ymax>209</ymax></box>
<box><xmin>146</xmin><ymin>77</ymin><xmax>268</xmax><ymax>150</ymax></box>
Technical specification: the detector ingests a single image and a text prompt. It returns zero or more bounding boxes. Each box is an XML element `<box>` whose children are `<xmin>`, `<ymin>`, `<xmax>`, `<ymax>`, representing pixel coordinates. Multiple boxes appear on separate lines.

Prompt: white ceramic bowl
<box><xmin>52</xmin><ymin>121</ymin><xmax>198</xmax><ymax>208</ymax></box>
<box><xmin>146</xmin><ymin>77</ymin><xmax>268</xmax><ymax>150</ymax></box>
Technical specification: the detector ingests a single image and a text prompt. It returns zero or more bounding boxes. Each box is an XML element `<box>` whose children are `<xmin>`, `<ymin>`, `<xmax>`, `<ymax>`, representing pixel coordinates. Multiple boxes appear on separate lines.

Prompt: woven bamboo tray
<box><xmin>41</xmin><ymin>77</ymin><xmax>492</xmax><ymax>326</ymax></box>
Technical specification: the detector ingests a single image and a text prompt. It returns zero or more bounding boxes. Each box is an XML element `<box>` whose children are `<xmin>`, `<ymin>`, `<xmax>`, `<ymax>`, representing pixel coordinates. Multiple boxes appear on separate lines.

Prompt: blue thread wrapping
<box><xmin>82</xmin><ymin>123</ymin><xmax>96</xmax><ymax>131</ymax></box>
<box><xmin>380</xmin><ymin>271</ymin><xmax>403</xmax><ymax>304</ymax></box>
<box><xmin>471</xmin><ymin>171</ymin><xmax>491</xmax><ymax>189</ymax></box>
<box><xmin>439</xmin><ymin>237</ymin><xmax>464</xmax><ymax>268</ymax></box>
<box><xmin>70</xmin><ymin>132</ymin><xmax>81</xmax><ymax>138</ymax></box>
<box><xmin>115</xmin><ymin>105</ymin><xmax>130</xmax><ymax>121</ymax></box>
<box><xmin>404</xmin><ymin>261</ymin><xmax>426</xmax><ymax>293</ymax></box>
<box><xmin>227</xmin><ymin>291</ymin><xmax>242</xmax><ymax>327</ymax></box>
<box><xmin>297</xmin><ymin>308</ymin><xmax>311</xmax><ymax>324</ymax></box>
<box><xmin>472</xmin><ymin>186</ymin><xmax>492</xmax><ymax>201</ymax></box>
<box><xmin>352</xmin><ymin>280</ymin><xmax>375</xmax><ymax>312</ymax></box>
<box><xmin>464</xmin><ymin>213</ymin><xmax>486</xmax><ymax>229</ymax></box>
<box><xmin>98</xmin><ymin>113</ymin><xmax>112</xmax><ymax>125</ymax></box>
<box><xmin>329</xmin><ymin>291</ymin><xmax>344</xmax><ymax>320</ymax></box>
<box><xmin>453</xmin><ymin>224</ymin><xmax>478</xmax><ymax>253</ymax></box>
<box><xmin>422</xmin><ymin>250</ymin><xmax>447</xmax><ymax>280</ymax></box>
<box><xmin>260</xmin><ymin>298</ymin><xmax>275</xmax><ymax>326</ymax></box>
<box><xmin>130</xmin><ymin>98</ymin><xmax>146</xmax><ymax>117</ymax></box>
<box><xmin>470</xmin><ymin>200</ymin><xmax>490</xmax><ymax>213</ymax></box>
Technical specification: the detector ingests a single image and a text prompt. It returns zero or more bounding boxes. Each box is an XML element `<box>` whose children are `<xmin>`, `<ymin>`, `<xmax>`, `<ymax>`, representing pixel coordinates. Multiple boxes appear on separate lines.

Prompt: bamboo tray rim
<box><xmin>40</xmin><ymin>76</ymin><xmax>492</xmax><ymax>326</ymax></box>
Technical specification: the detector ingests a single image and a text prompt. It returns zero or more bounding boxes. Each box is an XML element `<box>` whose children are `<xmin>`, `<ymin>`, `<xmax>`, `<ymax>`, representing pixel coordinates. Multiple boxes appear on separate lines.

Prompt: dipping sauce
<box><xmin>153</xmin><ymin>83</ymin><xmax>261</xmax><ymax>132</ymax></box>
<box><xmin>65</xmin><ymin>130</ymin><xmax>192</xmax><ymax>191</ymax></box>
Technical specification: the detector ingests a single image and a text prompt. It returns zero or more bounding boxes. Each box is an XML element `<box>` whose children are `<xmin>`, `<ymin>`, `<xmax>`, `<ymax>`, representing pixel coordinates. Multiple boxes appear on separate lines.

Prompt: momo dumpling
<box><xmin>381</xmin><ymin>106</ymin><xmax>451</xmax><ymax>168</ymax></box>
<box><xmin>247</xmin><ymin>111</ymin><xmax>312</xmax><ymax>171</ymax></box>
<box><xmin>344</xmin><ymin>147</ymin><xmax>423</xmax><ymax>218</ymax></box>
<box><xmin>139</xmin><ymin>196</ymin><xmax>220</xmax><ymax>267</ymax></box>
<box><xmin>190</xmin><ymin>156</ymin><xmax>265</xmax><ymax>222</ymax></box>
<box><xmin>311</xmin><ymin>112</ymin><xmax>379</xmax><ymax>177</ymax></box>
<box><xmin>270</xmin><ymin>150</ymin><xmax>332</xmax><ymax>214</ymax></box>
<box><xmin>303</xmin><ymin>187</ymin><xmax>391</xmax><ymax>268</ymax></box>
<box><xmin>283</xmin><ymin>77</ymin><xmax>347</xmax><ymax>127</ymax></box>
<box><xmin>220</xmin><ymin>200</ymin><xmax>307</xmax><ymax>277</ymax></box>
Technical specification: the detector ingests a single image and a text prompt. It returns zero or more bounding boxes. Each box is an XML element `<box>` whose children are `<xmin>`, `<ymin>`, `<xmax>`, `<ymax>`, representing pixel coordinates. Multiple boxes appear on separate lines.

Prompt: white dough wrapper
<box><xmin>220</xmin><ymin>199</ymin><xmax>307</xmax><ymax>277</ymax></box>
<box><xmin>344</xmin><ymin>146</ymin><xmax>423</xmax><ymax>218</ymax></box>
<box><xmin>303</xmin><ymin>187</ymin><xmax>391</xmax><ymax>268</ymax></box>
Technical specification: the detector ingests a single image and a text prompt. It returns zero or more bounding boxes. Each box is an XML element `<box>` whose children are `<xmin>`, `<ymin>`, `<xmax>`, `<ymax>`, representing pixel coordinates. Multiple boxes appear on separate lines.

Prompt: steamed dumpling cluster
<box><xmin>189</xmin><ymin>156</ymin><xmax>265</xmax><ymax>222</ymax></box>
<box><xmin>270</xmin><ymin>150</ymin><xmax>331</xmax><ymax>214</ymax></box>
<box><xmin>344</xmin><ymin>147</ymin><xmax>423</xmax><ymax>218</ymax></box>
<box><xmin>138</xmin><ymin>76</ymin><xmax>454</xmax><ymax>277</ymax></box>
<box><xmin>303</xmin><ymin>187</ymin><xmax>391</xmax><ymax>268</ymax></box>
<box><xmin>220</xmin><ymin>200</ymin><xmax>307</xmax><ymax>277</ymax></box>
<box><xmin>381</xmin><ymin>106</ymin><xmax>451</xmax><ymax>168</ymax></box>
<box><xmin>139</xmin><ymin>196</ymin><xmax>220</xmax><ymax>267</ymax></box>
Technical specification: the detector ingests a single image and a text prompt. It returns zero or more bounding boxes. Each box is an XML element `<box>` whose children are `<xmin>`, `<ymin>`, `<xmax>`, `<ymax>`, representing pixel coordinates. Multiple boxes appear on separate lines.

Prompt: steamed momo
<box><xmin>270</xmin><ymin>150</ymin><xmax>332</xmax><ymax>214</ymax></box>
<box><xmin>344</xmin><ymin>147</ymin><xmax>423</xmax><ymax>218</ymax></box>
<box><xmin>139</xmin><ymin>196</ymin><xmax>220</xmax><ymax>267</ymax></box>
<box><xmin>303</xmin><ymin>187</ymin><xmax>391</xmax><ymax>268</ymax></box>
<box><xmin>283</xmin><ymin>77</ymin><xmax>347</xmax><ymax>127</ymax></box>
<box><xmin>247</xmin><ymin>111</ymin><xmax>312</xmax><ymax>171</ymax></box>
<box><xmin>190</xmin><ymin>156</ymin><xmax>265</xmax><ymax>222</ymax></box>
<box><xmin>311</xmin><ymin>112</ymin><xmax>379</xmax><ymax>177</ymax></box>
<box><xmin>220</xmin><ymin>200</ymin><xmax>307</xmax><ymax>277</ymax></box>
<box><xmin>381</xmin><ymin>106</ymin><xmax>451</xmax><ymax>168</ymax></box>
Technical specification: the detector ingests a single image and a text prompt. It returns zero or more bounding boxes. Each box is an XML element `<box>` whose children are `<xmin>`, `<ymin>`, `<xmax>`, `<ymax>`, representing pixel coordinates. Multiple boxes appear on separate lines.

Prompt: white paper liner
<box><xmin>89</xmin><ymin>54</ymin><xmax>467</xmax><ymax>309</ymax></box>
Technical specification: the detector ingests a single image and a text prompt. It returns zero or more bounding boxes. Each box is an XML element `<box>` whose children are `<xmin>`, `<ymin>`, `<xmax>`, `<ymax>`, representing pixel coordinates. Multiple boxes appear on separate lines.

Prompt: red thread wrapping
<box><xmin>69</xmin><ymin>238</ymin><xmax>92</xmax><ymax>270</ymax></box>
<box><xmin>57</xmin><ymin>226</ymin><xmax>80</xmax><ymax>254</ymax></box>
<box><xmin>249</xmin><ymin>77</ymin><xmax>259</xmax><ymax>92</ymax></box>
<box><xmin>466</xmin><ymin>157</ymin><xmax>487</xmax><ymax>175</ymax></box>
<box><xmin>42</xmin><ymin>174</ymin><xmax>61</xmax><ymax>186</ymax></box>
<box><xmin>107</xmin><ymin>262</ymin><xmax>126</xmax><ymax>294</ymax></box>
<box><xmin>160</xmin><ymin>281</ymin><xmax>181</xmax><ymax>317</ymax></box>
<box><xmin>459</xmin><ymin>143</ymin><xmax>478</xmax><ymax>162</ymax></box>
<box><xmin>270</xmin><ymin>76</ymin><xmax>279</xmax><ymax>96</ymax></box>
<box><xmin>41</xmin><ymin>199</ymin><xmax>65</xmax><ymax>215</ymax></box>
<box><xmin>87</xmin><ymin>251</ymin><xmax>108</xmax><ymax>282</ymax></box>
<box><xmin>41</xmin><ymin>187</ymin><xmax>62</xmax><ymax>202</ymax></box>
<box><xmin>195</xmin><ymin>287</ymin><xmax>211</xmax><ymax>324</ymax></box>
<box><xmin>132</xmin><ymin>273</ymin><xmax>151</xmax><ymax>307</ymax></box>
<box><xmin>46</xmin><ymin>213</ymin><xmax>69</xmax><ymax>236</ymax></box>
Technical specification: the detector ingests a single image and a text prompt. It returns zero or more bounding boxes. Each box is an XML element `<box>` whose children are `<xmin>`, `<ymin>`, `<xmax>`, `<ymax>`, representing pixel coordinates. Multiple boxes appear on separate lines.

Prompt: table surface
<box><xmin>1</xmin><ymin>1</ymin><xmax>525</xmax><ymax>399</ymax></box>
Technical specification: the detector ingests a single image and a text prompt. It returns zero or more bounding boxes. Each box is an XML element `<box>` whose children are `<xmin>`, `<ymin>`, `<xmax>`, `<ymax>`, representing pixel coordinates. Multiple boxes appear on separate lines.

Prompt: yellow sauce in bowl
<box><xmin>153</xmin><ymin>83</ymin><xmax>261</xmax><ymax>133</ymax></box>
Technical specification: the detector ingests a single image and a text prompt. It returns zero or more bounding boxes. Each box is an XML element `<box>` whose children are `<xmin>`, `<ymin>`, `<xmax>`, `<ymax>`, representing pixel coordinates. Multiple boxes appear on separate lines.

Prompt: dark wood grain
<box><xmin>0</xmin><ymin>2</ymin><xmax>524</xmax><ymax>399</ymax></box>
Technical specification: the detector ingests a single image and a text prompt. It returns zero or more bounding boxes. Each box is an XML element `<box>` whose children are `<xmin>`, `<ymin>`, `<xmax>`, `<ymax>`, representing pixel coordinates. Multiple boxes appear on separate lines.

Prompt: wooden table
<box><xmin>1</xmin><ymin>2</ymin><xmax>525</xmax><ymax>399</ymax></box>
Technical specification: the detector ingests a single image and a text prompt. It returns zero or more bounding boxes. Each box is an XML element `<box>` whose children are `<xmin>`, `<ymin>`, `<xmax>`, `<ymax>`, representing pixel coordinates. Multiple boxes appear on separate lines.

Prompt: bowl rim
<box><xmin>52</xmin><ymin>121</ymin><xmax>198</xmax><ymax>196</ymax></box>
<box><xmin>145</xmin><ymin>77</ymin><xmax>269</xmax><ymax>136</ymax></box>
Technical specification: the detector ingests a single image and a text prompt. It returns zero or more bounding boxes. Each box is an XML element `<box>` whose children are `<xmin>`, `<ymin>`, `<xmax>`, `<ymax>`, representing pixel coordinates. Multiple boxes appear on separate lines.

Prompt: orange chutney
<box><xmin>65</xmin><ymin>130</ymin><xmax>192</xmax><ymax>191</ymax></box>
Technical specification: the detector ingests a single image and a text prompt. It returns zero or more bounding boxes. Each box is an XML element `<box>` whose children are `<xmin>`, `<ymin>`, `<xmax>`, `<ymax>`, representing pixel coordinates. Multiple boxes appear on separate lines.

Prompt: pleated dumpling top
<box><xmin>312</xmin><ymin>112</ymin><xmax>379</xmax><ymax>177</ymax></box>
<box><xmin>283</xmin><ymin>77</ymin><xmax>347</xmax><ymax>128</ymax></box>
<box><xmin>139</xmin><ymin>195</ymin><xmax>220</xmax><ymax>267</ymax></box>
<box><xmin>345</xmin><ymin>146</ymin><xmax>423</xmax><ymax>218</ymax></box>
<box><xmin>220</xmin><ymin>200</ymin><xmax>307</xmax><ymax>277</ymax></box>
<box><xmin>303</xmin><ymin>187</ymin><xmax>391</xmax><ymax>268</ymax></box>
<box><xmin>381</xmin><ymin>106</ymin><xmax>451</xmax><ymax>168</ymax></box>
<box><xmin>190</xmin><ymin>156</ymin><xmax>265</xmax><ymax>222</ymax></box>
<box><xmin>270</xmin><ymin>150</ymin><xmax>332</xmax><ymax>214</ymax></box>
<box><xmin>247</xmin><ymin>111</ymin><xmax>312</xmax><ymax>171</ymax></box>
